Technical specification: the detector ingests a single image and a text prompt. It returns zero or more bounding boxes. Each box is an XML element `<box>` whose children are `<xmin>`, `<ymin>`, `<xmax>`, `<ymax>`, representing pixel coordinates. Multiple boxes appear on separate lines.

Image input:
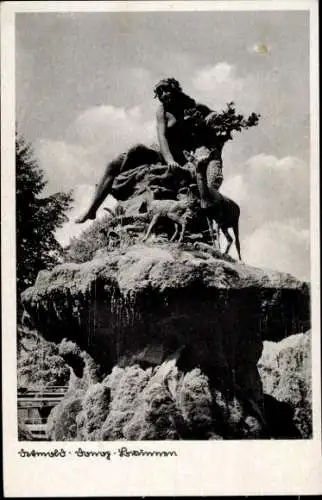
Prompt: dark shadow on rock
<box><xmin>60</xmin><ymin>352</ymin><xmax>85</xmax><ymax>378</ymax></box>
<box><xmin>263</xmin><ymin>393</ymin><xmax>302</xmax><ymax>439</ymax></box>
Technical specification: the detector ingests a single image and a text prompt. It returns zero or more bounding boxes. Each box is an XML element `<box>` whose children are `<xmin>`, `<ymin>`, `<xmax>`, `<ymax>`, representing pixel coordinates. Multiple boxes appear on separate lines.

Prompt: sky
<box><xmin>16</xmin><ymin>9</ymin><xmax>311</xmax><ymax>280</ymax></box>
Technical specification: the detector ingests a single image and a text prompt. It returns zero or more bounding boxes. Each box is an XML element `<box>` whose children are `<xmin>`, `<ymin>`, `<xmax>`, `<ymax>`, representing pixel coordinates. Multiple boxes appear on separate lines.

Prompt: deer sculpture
<box><xmin>139</xmin><ymin>187</ymin><xmax>196</xmax><ymax>243</ymax></box>
<box><xmin>185</xmin><ymin>149</ymin><xmax>242</xmax><ymax>260</ymax></box>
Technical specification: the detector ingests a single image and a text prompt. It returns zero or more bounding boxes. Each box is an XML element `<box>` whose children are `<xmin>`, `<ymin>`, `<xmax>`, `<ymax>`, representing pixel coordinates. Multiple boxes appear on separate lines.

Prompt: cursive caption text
<box><xmin>18</xmin><ymin>447</ymin><xmax>178</xmax><ymax>460</ymax></box>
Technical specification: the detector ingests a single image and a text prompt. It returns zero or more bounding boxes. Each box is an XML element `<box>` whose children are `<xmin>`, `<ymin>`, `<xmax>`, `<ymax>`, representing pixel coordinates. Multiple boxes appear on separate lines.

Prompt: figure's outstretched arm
<box><xmin>156</xmin><ymin>105</ymin><xmax>179</xmax><ymax>167</ymax></box>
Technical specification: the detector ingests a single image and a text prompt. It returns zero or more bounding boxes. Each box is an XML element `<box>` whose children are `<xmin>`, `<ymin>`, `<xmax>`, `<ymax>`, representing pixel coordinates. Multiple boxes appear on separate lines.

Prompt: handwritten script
<box><xmin>18</xmin><ymin>447</ymin><xmax>178</xmax><ymax>460</ymax></box>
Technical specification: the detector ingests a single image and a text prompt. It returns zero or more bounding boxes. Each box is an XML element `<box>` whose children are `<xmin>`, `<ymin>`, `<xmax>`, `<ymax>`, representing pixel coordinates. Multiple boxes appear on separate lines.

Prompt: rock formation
<box><xmin>19</xmin><ymin>158</ymin><xmax>311</xmax><ymax>440</ymax></box>
<box><xmin>258</xmin><ymin>332</ymin><xmax>312</xmax><ymax>438</ymax></box>
<box><xmin>20</xmin><ymin>240</ymin><xmax>310</xmax><ymax>440</ymax></box>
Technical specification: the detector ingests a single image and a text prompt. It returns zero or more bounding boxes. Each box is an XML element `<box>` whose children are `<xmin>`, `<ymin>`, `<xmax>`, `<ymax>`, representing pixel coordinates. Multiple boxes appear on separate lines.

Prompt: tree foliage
<box><xmin>16</xmin><ymin>133</ymin><xmax>73</xmax><ymax>294</ymax></box>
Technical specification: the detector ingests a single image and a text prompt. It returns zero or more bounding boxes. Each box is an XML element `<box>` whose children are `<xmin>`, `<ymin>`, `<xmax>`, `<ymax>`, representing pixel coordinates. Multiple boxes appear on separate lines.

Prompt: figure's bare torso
<box><xmin>162</xmin><ymin>108</ymin><xmax>198</xmax><ymax>164</ymax></box>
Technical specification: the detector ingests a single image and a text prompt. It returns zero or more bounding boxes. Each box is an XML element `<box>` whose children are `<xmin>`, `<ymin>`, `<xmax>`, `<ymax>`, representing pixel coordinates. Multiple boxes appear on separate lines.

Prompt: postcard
<box><xmin>1</xmin><ymin>0</ymin><xmax>321</xmax><ymax>496</ymax></box>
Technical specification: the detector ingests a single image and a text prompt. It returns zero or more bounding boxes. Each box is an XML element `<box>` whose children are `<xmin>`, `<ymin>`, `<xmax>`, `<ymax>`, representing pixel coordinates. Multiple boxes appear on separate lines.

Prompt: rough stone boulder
<box><xmin>258</xmin><ymin>332</ymin><xmax>312</xmax><ymax>438</ymax></box>
<box><xmin>21</xmin><ymin>242</ymin><xmax>310</xmax><ymax>426</ymax></box>
<box><xmin>46</xmin><ymin>331</ymin><xmax>312</xmax><ymax>441</ymax></box>
<box><xmin>47</xmin><ymin>363</ymin><xmax>264</xmax><ymax>441</ymax></box>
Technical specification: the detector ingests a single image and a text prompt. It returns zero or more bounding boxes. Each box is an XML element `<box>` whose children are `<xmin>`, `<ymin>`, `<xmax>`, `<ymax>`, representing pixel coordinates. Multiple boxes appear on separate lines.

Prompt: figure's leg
<box><xmin>75</xmin><ymin>153</ymin><xmax>125</xmax><ymax>223</ymax></box>
<box><xmin>76</xmin><ymin>144</ymin><xmax>161</xmax><ymax>224</ymax></box>
<box><xmin>206</xmin><ymin>159</ymin><xmax>223</xmax><ymax>200</ymax></box>
<box><xmin>194</xmin><ymin>162</ymin><xmax>214</xmax><ymax>210</ymax></box>
<box><xmin>201</xmin><ymin>161</ymin><xmax>224</xmax><ymax>245</ymax></box>
<box><xmin>120</xmin><ymin>144</ymin><xmax>161</xmax><ymax>174</ymax></box>
<box><xmin>222</xmin><ymin>227</ymin><xmax>233</xmax><ymax>256</ymax></box>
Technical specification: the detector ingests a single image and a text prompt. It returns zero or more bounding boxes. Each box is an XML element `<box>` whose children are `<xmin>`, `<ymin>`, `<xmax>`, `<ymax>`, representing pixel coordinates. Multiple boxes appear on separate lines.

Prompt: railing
<box><xmin>18</xmin><ymin>386</ymin><xmax>69</xmax><ymax>439</ymax></box>
<box><xmin>18</xmin><ymin>385</ymin><xmax>69</xmax><ymax>394</ymax></box>
<box><xmin>23</xmin><ymin>417</ymin><xmax>47</xmax><ymax>424</ymax></box>
<box><xmin>24</xmin><ymin>424</ymin><xmax>48</xmax><ymax>439</ymax></box>
<box><xmin>18</xmin><ymin>386</ymin><xmax>69</xmax><ymax>408</ymax></box>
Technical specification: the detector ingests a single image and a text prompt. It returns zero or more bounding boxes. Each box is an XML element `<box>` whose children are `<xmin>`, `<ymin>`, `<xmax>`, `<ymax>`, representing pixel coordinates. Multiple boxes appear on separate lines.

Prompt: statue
<box><xmin>179</xmin><ymin>102</ymin><xmax>260</xmax><ymax>210</ymax></box>
<box><xmin>75</xmin><ymin>78</ymin><xmax>260</xmax><ymax>259</ymax></box>
<box><xmin>75</xmin><ymin>77</ymin><xmax>219</xmax><ymax>223</ymax></box>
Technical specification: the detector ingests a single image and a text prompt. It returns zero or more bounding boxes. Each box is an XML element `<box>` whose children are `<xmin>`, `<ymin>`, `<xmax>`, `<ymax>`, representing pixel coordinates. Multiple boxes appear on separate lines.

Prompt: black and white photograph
<box><xmin>1</xmin><ymin>0</ymin><xmax>321</xmax><ymax>496</ymax></box>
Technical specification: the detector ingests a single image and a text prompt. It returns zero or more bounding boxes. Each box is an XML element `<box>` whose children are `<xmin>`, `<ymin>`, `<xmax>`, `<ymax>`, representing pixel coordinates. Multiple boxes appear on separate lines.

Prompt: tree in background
<box><xmin>16</xmin><ymin>133</ymin><xmax>73</xmax><ymax>296</ymax></box>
